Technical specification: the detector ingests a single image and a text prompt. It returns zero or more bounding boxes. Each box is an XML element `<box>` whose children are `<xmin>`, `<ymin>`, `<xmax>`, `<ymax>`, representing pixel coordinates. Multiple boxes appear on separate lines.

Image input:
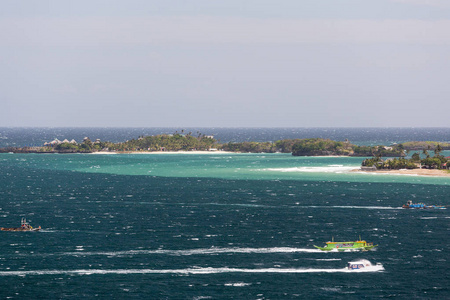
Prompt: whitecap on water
<box><xmin>224</xmin><ymin>282</ymin><xmax>252</xmax><ymax>287</ymax></box>
<box><xmin>321</xmin><ymin>287</ymin><xmax>342</xmax><ymax>292</ymax></box>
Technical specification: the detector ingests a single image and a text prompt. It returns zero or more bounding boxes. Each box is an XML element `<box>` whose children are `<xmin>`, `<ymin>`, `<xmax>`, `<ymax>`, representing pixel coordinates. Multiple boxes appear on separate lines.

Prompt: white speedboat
<box><xmin>347</xmin><ymin>259</ymin><xmax>384</xmax><ymax>271</ymax></box>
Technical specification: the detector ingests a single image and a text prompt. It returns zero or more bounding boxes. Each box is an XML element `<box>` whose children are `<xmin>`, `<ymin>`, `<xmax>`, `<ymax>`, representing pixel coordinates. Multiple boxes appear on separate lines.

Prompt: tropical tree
<box><xmin>421</xmin><ymin>157</ymin><xmax>442</xmax><ymax>169</ymax></box>
<box><xmin>435</xmin><ymin>144</ymin><xmax>443</xmax><ymax>156</ymax></box>
<box><xmin>411</xmin><ymin>152</ymin><xmax>421</xmax><ymax>162</ymax></box>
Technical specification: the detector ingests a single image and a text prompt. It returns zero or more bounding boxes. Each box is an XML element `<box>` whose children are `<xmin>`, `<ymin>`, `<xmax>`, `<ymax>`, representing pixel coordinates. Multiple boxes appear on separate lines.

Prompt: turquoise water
<box><xmin>5</xmin><ymin>152</ymin><xmax>450</xmax><ymax>185</ymax></box>
<box><xmin>0</xmin><ymin>152</ymin><xmax>449</xmax><ymax>298</ymax></box>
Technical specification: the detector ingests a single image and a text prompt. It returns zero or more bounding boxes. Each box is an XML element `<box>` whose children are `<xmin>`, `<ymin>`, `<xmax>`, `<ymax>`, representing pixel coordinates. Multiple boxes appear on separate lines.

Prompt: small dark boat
<box><xmin>1</xmin><ymin>218</ymin><xmax>41</xmax><ymax>231</ymax></box>
<box><xmin>402</xmin><ymin>200</ymin><xmax>446</xmax><ymax>209</ymax></box>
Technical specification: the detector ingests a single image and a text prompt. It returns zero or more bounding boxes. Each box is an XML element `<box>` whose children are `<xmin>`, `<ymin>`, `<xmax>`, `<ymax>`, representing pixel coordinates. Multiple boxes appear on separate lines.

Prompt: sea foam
<box><xmin>265</xmin><ymin>166</ymin><xmax>357</xmax><ymax>173</ymax></box>
<box><xmin>0</xmin><ymin>266</ymin><xmax>384</xmax><ymax>276</ymax></box>
<box><xmin>60</xmin><ymin>247</ymin><xmax>324</xmax><ymax>257</ymax></box>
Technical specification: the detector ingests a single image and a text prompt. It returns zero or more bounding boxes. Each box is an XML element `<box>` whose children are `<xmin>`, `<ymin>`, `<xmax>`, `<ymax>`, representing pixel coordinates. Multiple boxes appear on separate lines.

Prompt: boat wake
<box><xmin>328</xmin><ymin>206</ymin><xmax>400</xmax><ymax>210</ymax></box>
<box><xmin>0</xmin><ymin>266</ymin><xmax>384</xmax><ymax>276</ymax></box>
<box><xmin>292</xmin><ymin>205</ymin><xmax>400</xmax><ymax>210</ymax></box>
<box><xmin>61</xmin><ymin>247</ymin><xmax>324</xmax><ymax>256</ymax></box>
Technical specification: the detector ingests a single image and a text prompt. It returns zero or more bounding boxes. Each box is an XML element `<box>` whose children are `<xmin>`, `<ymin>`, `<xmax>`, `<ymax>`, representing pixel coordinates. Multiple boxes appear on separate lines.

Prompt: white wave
<box><xmin>0</xmin><ymin>266</ymin><xmax>384</xmax><ymax>276</ymax></box>
<box><xmin>224</xmin><ymin>282</ymin><xmax>252</xmax><ymax>287</ymax></box>
<box><xmin>321</xmin><ymin>287</ymin><xmax>341</xmax><ymax>292</ymax></box>
<box><xmin>265</xmin><ymin>166</ymin><xmax>357</xmax><ymax>173</ymax></box>
<box><xmin>297</xmin><ymin>205</ymin><xmax>400</xmax><ymax>210</ymax></box>
<box><xmin>61</xmin><ymin>247</ymin><xmax>324</xmax><ymax>256</ymax></box>
<box><xmin>329</xmin><ymin>206</ymin><xmax>400</xmax><ymax>210</ymax></box>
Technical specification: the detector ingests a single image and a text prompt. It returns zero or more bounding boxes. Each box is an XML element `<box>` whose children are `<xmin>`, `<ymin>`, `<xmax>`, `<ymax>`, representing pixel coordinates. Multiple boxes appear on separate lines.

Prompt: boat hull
<box><xmin>1</xmin><ymin>227</ymin><xmax>41</xmax><ymax>231</ymax></box>
<box><xmin>402</xmin><ymin>205</ymin><xmax>445</xmax><ymax>209</ymax></box>
<box><xmin>314</xmin><ymin>240</ymin><xmax>377</xmax><ymax>252</ymax></box>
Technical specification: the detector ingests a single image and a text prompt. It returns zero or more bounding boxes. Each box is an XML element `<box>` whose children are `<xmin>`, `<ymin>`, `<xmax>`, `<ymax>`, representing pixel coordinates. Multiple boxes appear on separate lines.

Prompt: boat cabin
<box><xmin>347</xmin><ymin>259</ymin><xmax>371</xmax><ymax>270</ymax></box>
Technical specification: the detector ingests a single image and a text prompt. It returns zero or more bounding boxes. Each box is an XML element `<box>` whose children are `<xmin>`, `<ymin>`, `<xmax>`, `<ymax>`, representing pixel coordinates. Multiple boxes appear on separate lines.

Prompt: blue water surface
<box><xmin>0</xmin><ymin>128</ymin><xmax>449</xmax><ymax>299</ymax></box>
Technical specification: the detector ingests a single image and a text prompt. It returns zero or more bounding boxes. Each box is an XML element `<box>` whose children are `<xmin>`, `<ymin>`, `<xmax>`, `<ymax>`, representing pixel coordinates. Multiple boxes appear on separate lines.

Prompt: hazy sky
<box><xmin>1</xmin><ymin>0</ymin><xmax>450</xmax><ymax>127</ymax></box>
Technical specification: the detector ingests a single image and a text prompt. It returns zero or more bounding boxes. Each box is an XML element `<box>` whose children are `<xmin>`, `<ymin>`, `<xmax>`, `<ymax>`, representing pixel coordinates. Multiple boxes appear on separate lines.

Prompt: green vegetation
<box><xmin>362</xmin><ymin>152</ymin><xmax>450</xmax><ymax>170</ymax></box>
<box><xmin>352</xmin><ymin>145</ymin><xmax>404</xmax><ymax>157</ymax></box>
<box><xmin>1</xmin><ymin>134</ymin><xmax>449</xmax><ymax>163</ymax></box>
<box><xmin>291</xmin><ymin>138</ymin><xmax>353</xmax><ymax>156</ymax></box>
<box><xmin>110</xmin><ymin>133</ymin><xmax>216</xmax><ymax>152</ymax></box>
<box><xmin>220</xmin><ymin>139</ymin><xmax>317</xmax><ymax>153</ymax></box>
<box><xmin>411</xmin><ymin>152</ymin><xmax>421</xmax><ymax>162</ymax></box>
<box><xmin>220</xmin><ymin>141</ymin><xmax>276</xmax><ymax>153</ymax></box>
<box><xmin>362</xmin><ymin>157</ymin><xmax>417</xmax><ymax>169</ymax></box>
<box><xmin>421</xmin><ymin>155</ymin><xmax>448</xmax><ymax>169</ymax></box>
<box><xmin>53</xmin><ymin>138</ymin><xmax>112</xmax><ymax>153</ymax></box>
<box><xmin>399</xmin><ymin>141</ymin><xmax>450</xmax><ymax>150</ymax></box>
<box><xmin>221</xmin><ymin>138</ymin><xmax>405</xmax><ymax>156</ymax></box>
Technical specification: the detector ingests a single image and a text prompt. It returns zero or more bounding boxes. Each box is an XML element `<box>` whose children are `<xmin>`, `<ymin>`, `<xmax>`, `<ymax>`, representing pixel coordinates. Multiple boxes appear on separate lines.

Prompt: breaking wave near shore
<box><xmin>265</xmin><ymin>165</ymin><xmax>358</xmax><ymax>173</ymax></box>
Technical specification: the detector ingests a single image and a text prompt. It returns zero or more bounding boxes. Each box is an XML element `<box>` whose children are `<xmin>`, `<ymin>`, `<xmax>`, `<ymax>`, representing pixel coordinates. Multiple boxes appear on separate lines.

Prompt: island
<box><xmin>0</xmin><ymin>134</ymin><xmax>406</xmax><ymax>157</ymax></box>
<box><xmin>1</xmin><ymin>133</ymin><xmax>449</xmax><ymax>176</ymax></box>
<box><xmin>358</xmin><ymin>143</ymin><xmax>450</xmax><ymax>175</ymax></box>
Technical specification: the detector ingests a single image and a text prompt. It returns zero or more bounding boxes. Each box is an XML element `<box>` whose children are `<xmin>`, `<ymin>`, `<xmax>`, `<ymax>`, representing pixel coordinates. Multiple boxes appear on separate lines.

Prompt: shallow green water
<box><xmin>5</xmin><ymin>153</ymin><xmax>449</xmax><ymax>185</ymax></box>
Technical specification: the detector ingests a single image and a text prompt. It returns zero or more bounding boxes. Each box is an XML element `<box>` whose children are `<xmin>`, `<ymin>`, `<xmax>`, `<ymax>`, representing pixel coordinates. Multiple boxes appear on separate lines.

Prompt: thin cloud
<box><xmin>390</xmin><ymin>0</ymin><xmax>450</xmax><ymax>8</ymax></box>
<box><xmin>1</xmin><ymin>17</ymin><xmax>450</xmax><ymax>46</ymax></box>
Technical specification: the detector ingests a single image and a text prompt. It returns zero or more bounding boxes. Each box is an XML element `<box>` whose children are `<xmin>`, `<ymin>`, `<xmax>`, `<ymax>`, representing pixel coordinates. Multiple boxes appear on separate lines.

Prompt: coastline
<box><xmin>90</xmin><ymin>150</ymin><xmax>236</xmax><ymax>155</ymax></box>
<box><xmin>351</xmin><ymin>168</ymin><xmax>450</xmax><ymax>177</ymax></box>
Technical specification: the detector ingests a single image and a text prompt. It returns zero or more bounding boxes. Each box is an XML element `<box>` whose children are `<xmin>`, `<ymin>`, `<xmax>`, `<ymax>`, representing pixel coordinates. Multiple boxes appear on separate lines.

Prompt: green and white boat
<box><xmin>314</xmin><ymin>237</ymin><xmax>377</xmax><ymax>252</ymax></box>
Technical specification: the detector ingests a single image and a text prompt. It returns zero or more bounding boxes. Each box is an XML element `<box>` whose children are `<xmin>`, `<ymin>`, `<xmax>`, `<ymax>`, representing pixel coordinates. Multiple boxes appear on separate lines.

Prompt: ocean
<box><xmin>1</xmin><ymin>127</ymin><xmax>450</xmax><ymax>147</ymax></box>
<box><xmin>0</xmin><ymin>128</ymin><xmax>449</xmax><ymax>299</ymax></box>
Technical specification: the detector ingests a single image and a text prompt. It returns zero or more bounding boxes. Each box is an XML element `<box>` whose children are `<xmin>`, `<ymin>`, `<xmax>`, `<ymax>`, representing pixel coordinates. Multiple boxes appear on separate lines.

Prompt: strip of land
<box><xmin>352</xmin><ymin>168</ymin><xmax>450</xmax><ymax>177</ymax></box>
<box><xmin>90</xmin><ymin>150</ymin><xmax>235</xmax><ymax>155</ymax></box>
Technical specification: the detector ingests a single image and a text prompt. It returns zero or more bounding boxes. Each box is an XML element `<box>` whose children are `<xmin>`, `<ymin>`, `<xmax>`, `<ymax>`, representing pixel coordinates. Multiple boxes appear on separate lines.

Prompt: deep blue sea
<box><xmin>1</xmin><ymin>127</ymin><xmax>450</xmax><ymax>147</ymax></box>
<box><xmin>0</xmin><ymin>128</ymin><xmax>449</xmax><ymax>299</ymax></box>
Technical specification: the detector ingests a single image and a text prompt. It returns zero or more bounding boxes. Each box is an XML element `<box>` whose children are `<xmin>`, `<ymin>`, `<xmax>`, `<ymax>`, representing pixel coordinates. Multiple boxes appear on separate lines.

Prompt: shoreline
<box><xmin>90</xmin><ymin>150</ymin><xmax>236</xmax><ymax>155</ymax></box>
<box><xmin>351</xmin><ymin>168</ymin><xmax>450</xmax><ymax>177</ymax></box>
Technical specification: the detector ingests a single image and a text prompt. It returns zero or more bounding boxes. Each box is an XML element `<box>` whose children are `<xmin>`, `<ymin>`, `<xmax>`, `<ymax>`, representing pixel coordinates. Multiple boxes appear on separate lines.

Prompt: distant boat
<box><xmin>1</xmin><ymin>218</ymin><xmax>41</xmax><ymax>231</ymax></box>
<box><xmin>402</xmin><ymin>200</ymin><xmax>446</xmax><ymax>209</ymax></box>
<box><xmin>347</xmin><ymin>259</ymin><xmax>384</xmax><ymax>271</ymax></box>
<box><xmin>314</xmin><ymin>237</ymin><xmax>377</xmax><ymax>251</ymax></box>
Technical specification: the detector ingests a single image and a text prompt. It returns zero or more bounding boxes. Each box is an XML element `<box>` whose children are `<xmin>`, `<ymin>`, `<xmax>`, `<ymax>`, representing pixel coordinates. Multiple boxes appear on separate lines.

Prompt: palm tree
<box><xmin>435</xmin><ymin>144</ymin><xmax>443</xmax><ymax>156</ymax></box>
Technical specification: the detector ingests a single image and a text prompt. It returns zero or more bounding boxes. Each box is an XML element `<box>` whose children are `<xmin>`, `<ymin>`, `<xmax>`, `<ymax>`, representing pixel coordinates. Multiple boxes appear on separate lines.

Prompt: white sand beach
<box><xmin>352</xmin><ymin>168</ymin><xmax>450</xmax><ymax>177</ymax></box>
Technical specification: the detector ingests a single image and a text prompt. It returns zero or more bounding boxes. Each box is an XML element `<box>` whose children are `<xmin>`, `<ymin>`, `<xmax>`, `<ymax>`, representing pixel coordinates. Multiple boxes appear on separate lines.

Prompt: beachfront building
<box><xmin>44</xmin><ymin>138</ymin><xmax>78</xmax><ymax>147</ymax></box>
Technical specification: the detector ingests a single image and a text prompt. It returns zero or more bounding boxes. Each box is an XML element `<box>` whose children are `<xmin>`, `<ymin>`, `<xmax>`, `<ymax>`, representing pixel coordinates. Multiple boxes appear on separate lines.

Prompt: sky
<box><xmin>1</xmin><ymin>0</ymin><xmax>450</xmax><ymax>127</ymax></box>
